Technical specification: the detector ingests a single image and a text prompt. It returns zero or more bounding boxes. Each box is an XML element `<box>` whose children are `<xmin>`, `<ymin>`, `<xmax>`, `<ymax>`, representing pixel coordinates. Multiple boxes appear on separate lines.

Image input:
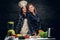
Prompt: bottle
<box><xmin>48</xmin><ymin>28</ymin><xmax>51</xmax><ymax>38</ymax></box>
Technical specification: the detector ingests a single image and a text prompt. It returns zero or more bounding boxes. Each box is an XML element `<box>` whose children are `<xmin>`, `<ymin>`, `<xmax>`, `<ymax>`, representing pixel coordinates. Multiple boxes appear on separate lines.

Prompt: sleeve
<box><xmin>15</xmin><ymin>14</ymin><xmax>23</xmax><ymax>34</ymax></box>
<box><xmin>36</xmin><ymin>14</ymin><xmax>41</xmax><ymax>30</ymax></box>
<box><xmin>33</xmin><ymin>14</ymin><xmax>41</xmax><ymax>31</ymax></box>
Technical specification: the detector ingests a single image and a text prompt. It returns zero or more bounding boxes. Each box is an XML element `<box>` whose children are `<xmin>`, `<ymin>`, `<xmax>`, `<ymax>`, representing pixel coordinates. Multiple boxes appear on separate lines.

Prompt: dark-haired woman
<box><xmin>15</xmin><ymin>6</ymin><xmax>29</xmax><ymax>35</ymax></box>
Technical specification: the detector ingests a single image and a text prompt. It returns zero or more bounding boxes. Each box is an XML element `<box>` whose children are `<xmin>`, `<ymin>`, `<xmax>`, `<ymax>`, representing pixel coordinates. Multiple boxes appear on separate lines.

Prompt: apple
<box><xmin>24</xmin><ymin>34</ymin><xmax>30</xmax><ymax>38</ymax></box>
<box><xmin>43</xmin><ymin>32</ymin><xmax>48</xmax><ymax>38</ymax></box>
<box><xmin>8</xmin><ymin>29</ymin><xmax>15</xmax><ymax>36</ymax></box>
<box><xmin>8</xmin><ymin>21</ymin><xmax>14</xmax><ymax>24</ymax></box>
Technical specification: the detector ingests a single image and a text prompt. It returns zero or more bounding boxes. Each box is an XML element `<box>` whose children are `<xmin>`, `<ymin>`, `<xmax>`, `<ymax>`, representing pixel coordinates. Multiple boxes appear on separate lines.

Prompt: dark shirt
<box><xmin>15</xmin><ymin>13</ymin><xmax>27</xmax><ymax>34</ymax></box>
<box><xmin>15</xmin><ymin>12</ymin><xmax>41</xmax><ymax>35</ymax></box>
<box><xmin>27</xmin><ymin>12</ymin><xmax>41</xmax><ymax>34</ymax></box>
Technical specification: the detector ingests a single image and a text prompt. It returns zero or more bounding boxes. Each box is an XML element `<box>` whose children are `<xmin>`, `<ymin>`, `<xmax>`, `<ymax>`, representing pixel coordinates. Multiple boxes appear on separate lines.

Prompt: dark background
<box><xmin>0</xmin><ymin>0</ymin><xmax>59</xmax><ymax>40</ymax></box>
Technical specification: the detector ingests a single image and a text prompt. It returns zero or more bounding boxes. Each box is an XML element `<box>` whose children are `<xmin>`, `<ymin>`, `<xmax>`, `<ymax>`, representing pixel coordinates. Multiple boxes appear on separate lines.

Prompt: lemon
<box><xmin>16</xmin><ymin>34</ymin><xmax>20</xmax><ymax>37</ymax></box>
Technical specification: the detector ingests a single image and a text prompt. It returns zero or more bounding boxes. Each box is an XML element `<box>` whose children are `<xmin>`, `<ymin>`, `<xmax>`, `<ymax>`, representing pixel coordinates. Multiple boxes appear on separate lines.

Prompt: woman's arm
<box><xmin>15</xmin><ymin>14</ymin><xmax>23</xmax><ymax>34</ymax></box>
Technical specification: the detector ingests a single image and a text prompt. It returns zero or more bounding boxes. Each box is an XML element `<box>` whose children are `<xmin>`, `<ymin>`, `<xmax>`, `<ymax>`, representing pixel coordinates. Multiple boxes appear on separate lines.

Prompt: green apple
<box><xmin>39</xmin><ymin>31</ymin><xmax>44</xmax><ymax>38</ymax></box>
<box><xmin>43</xmin><ymin>32</ymin><xmax>48</xmax><ymax>38</ymax></box>
<box><xmin>8</xmin><ymin>29</ymin><xmax>15</xmax><ymax>35</ymax></box>
<box><xmin>8</xmin><ymin>21</ymin><xmax>14</xmax><ymax>24</ymax></box>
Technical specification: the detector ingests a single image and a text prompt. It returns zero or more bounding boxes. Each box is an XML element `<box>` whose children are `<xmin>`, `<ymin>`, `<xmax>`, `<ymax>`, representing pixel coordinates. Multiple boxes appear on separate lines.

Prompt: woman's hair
<box><xmin>27</xmin><ymin>3</ymin><xmax>37</xmax><ymax>13</ymax></box>
<box><xmin>20</xmin><ymin>6</ymin><xmax>27</xmax><ymax>15</ymax></box>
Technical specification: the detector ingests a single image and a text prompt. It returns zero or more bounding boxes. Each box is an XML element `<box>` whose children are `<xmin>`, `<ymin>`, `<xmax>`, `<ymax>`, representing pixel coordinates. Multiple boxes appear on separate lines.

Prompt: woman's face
<box><xmin>22</xmin><ymin>6</ymin><xmax>27</xmax><ymax>13</ymax></box>
<box><xmin>28</xmin><ymin>5</ymin><xmax>35</xmax><ymax>13</ymax></box>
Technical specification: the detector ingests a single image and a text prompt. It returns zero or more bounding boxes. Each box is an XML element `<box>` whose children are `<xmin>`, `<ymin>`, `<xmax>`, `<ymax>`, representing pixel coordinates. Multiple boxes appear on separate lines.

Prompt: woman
<box><xmin>15</xmin><ymin>6</ymin><xmax>29</xmax><ymax>34</ymax></box>
<box><xmin>27</xmin><ymin>3</ymin><xmax>41</xmax><ymax>35</ymax></box>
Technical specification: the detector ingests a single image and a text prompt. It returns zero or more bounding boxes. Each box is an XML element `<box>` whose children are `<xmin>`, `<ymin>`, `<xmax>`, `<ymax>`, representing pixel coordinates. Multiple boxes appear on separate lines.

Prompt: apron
<box><xmin>20</xmin><ymin>18</ymin><xmax>29</xmax><ymax>35</ymax></box>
